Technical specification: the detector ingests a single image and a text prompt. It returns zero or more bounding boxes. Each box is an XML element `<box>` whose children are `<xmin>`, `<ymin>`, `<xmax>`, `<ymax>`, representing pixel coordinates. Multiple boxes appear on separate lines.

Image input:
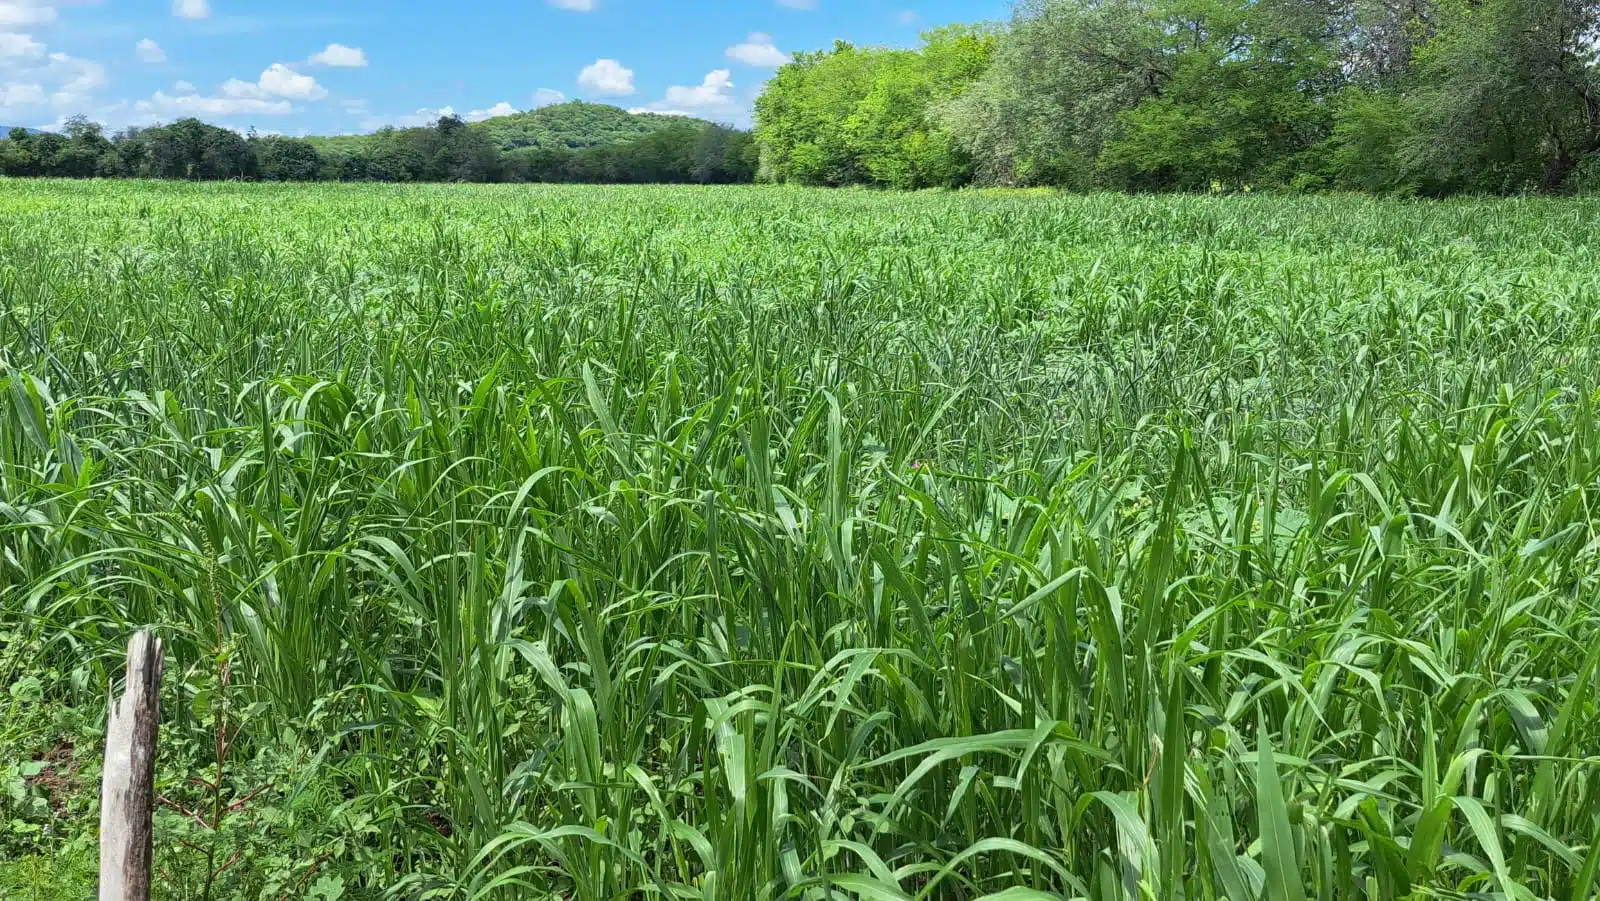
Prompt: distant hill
<box><xmin>2</xmin><ymin>126</ymin><xmax>41</xmax><ymax>137</ymax></box>
<box><xmin>305</xmin><ymin>102</ymin><xmax>707</xmax><ymax>156</ymax></box>
<box><xmin>475</xmin><ymin>102</ymin><xmax>707</xmax><ymax>151</ymax></box>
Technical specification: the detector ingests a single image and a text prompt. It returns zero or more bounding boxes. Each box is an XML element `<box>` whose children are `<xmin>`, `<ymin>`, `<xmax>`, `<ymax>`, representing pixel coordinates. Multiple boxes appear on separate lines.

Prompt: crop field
<box><xmin>1</xmin><ymin>181</ymin><xmax>1598</xmax><ymax>900</ymax></box>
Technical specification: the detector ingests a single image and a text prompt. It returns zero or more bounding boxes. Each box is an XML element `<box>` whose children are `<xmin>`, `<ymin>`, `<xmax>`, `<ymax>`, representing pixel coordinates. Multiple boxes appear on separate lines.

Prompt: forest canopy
<box><xmin>752</xmin><ymin>0</ymin><xmax>1600</xmax><ymax>194</ymax></box>
<box><xmin>0</xmin><ymin>103</ymin><xmax>757</xmax><ymax>185</ymax></box>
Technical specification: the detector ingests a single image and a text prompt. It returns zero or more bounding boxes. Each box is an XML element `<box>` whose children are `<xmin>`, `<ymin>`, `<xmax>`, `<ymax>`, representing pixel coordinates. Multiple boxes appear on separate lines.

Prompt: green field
<box><xmin>2</xmin><ymin>181</ymin><xmax>1598</xmax><ymax>900</ymax></box>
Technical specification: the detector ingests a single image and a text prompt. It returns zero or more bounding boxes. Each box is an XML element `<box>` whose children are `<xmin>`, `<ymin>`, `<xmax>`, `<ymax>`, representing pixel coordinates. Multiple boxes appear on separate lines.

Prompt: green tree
<box><xmin>845</xmin><ymin>26</ymin><xmax>997</xmax><ymax>188</ymax></box>
<box><xmin>938</xmin><ymin>0</ymin><xmax>1170</xmax><ymax>187</ymax></box>
<box><xmin>755</xmin><ymin>41</ymin><xmax>887</xmax><ymax>185</ymax></box>
<box><xmin>502</xmin><ymin>146</ymin><xmax>576</xmax><ymax>182</ymax></box>
<box><xmin>112</xmin><ymin>127</ymin><xmax>150</xmax><ymax>177</ymax></box>
<box><xmin>427</xmin><ymin>114</ymin><xmax>502</xmax><ymax>182</ymax></box>
<box><xmin>1100</xmin><ymin>0</ymin><xmax>1343</xmax><ymax>190</ymax></box>
<box><xmin>1406</xmin><ymin>0</ymin><xmax>1600</xmax><ymax>192</ymax></box>
<box><xmin>255</xmin><ymin>136</ymin><xmax>325</xmax><ymax>181</ymax></box>
<box><xmin>47</xmin><ymin>116</ymin><xmax>114</xmax><ymax>178</ymax></box>
<box><xmin>1325</xmin><ymin>87</ymin><xmax>1419</xmax><ymax>193</ymax></box>
<box><xmin>0</xmin><ymin>128</ymin><xmax>39</xmax><ymax>177</ymax></box>
<box><xmin>198</xmin><ymin>126</ymin><xmax>256</xmax><ymax>179</ymax></box>
<box><xmin>30</xmin><ymin>132</ymin><xmax>66</xmax><ymax>176</ymax></box>
<box><xmin>690</xmin><ymin>125</ymin><xmax>759</xmax><ymax>183</ymax></box>
<box><xmin>1346</xmin><ymin>0</ymin><xmax>1439</xmax><ymax>81</ymax></box>
<box><xmin>133</xmin><ymin>119</ymin><xmax>257</xmax><ymax>180</ymax></box>
<box><xmin>755</xmin><ymin>28</ymin><xmax>996</xmax><ymax>188</ymax></box>
<box><xmin>941</xmin><ymin>0</ymin><xmax>1346</xmax><ymax>189</ymax></box>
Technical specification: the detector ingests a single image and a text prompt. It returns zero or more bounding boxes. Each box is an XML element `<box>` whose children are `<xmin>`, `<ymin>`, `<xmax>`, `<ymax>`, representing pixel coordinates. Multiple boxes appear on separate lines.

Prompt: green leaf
<box><xmin>1256</xmin><ymin>722</ymin><xmax>1305</xmax><ymax>901</ymax></box>
<box><xmin>1455</xmin><ymin>796</ymin><xmax>1522</xmax><ymax>900</ymax></box>
<box><xmin>309</xmin><ymin>874</ymin><xmax>345</xmax><ymax>901</ymax></box>
<box><xmin>1407</xmin><ymin>797</ymin><xmax>1454</xmax><ymax>883</ymax></box>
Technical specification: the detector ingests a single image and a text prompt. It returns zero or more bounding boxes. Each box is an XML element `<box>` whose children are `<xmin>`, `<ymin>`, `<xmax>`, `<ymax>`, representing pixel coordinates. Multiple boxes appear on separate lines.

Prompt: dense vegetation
<box><xmin>0</xmin><ymin>103</ymin><xmax>757</xmax><ymax>185</ymax></box>
<box><xmin>754</xmin><ymin>26</ymin><xmax>1000</xmax><ymax>189</ymax></box>
<box><xmin>303</xmin><ymin>102</ymin><xmax>696</xmax><ymax>156</ymax></box>
<box><xmin>754</xmin><ymin>0</ymin><xmax>1600</xmax><ymax>194</ymax></box>
<box><xmin>6</xmin><ymin>0</ymin><xmax>1597</xmax><ymax>194</ymax></box>
<box><xmin>3</xmin><ymin>181</ymin><xmax>1598</xmax><ymax>899</ymax></box>
<box><xmin>472</xmin><ymin>101</ymin><xmax>696</xmax><ymax>153</ymax></box>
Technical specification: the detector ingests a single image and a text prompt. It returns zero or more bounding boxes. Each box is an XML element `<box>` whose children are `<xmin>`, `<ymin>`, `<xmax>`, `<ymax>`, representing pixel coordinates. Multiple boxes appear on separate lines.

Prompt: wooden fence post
<box><xmin>100</xmin><ymin>631</ymin><xmax>162</xmax><ymax>901</ymax></box>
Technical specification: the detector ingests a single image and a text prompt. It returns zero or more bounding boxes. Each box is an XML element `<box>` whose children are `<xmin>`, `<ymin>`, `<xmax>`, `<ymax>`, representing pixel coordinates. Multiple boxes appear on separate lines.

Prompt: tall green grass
<box><xmin>2</xmin><ymin>181</ymin><xmax>1598</xmax><ymax>899</ymax></box>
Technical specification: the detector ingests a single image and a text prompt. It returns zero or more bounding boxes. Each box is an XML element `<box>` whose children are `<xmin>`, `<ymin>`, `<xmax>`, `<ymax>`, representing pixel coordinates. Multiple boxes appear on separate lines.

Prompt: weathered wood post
<box><xmin>100</xmin><ymin>631</ymin><xmax>162</xmax><ymax>901</ymax></box>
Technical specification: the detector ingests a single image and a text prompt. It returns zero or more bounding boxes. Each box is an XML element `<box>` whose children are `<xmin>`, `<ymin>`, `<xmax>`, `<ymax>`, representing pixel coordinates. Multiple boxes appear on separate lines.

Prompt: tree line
<box><xmin>0</xmin><ymin>114</ymin><xmax>758</xmax><ymax>184</ymax></box>
<box><xmin>5</xmin><ymin>0</ymin><xmax>1594</xmax><ymax>194</ymax></box>
<box><xmin>754</xmin><ymin>0</ymin><xmax>1600</xmax><ymax>194</ymax></box>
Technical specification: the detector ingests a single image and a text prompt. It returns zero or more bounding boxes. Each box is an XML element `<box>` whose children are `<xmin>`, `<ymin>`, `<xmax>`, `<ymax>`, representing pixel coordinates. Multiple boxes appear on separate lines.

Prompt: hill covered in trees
<box><xmin>304</xmin><ymin>101</ymin><xmax>698</xmax><ymax>156</ymax></box>
<box><xmin>0</xmin><ymin>104</ymin><xmax>757</xmax><ymax>185</ymax></box>
<box><xmin>753</xmin><ymin>0</ymin><xmax>1600</xmax><ymax>195</ymax></box>
<box><xmin>477</xmin><ymin>101</ymin><xmax>703</xmax><ymax>151</ymax></box>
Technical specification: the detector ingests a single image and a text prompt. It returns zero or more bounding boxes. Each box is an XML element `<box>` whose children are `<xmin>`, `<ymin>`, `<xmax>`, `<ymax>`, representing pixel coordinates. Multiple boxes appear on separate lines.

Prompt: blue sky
<box><xmin>0</xmin><ymin>0</ymin><xmax>1010</xmax><ymax>134</ymax></box>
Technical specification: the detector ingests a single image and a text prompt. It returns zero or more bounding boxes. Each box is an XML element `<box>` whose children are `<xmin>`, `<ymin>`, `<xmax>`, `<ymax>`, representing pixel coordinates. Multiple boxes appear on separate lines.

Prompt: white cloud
<box><xmin>220</xmin><ymin>77</ymin><xmax>260</xmax><ymax>97</ymax></box>
<box><xmin>726</xmin><ymin>33</ymin><xmax>788</xmax><ymax>68</ymax></box>
<box><xmin>0</xmin><ymin>3</ymin><xmax>56</xmax><ymax>27</ymax></box>
<box><xmin>466</xmin><ymin>100</ymin><xmax>516</xmax><ymax>121</ymax></box>
<box><xmin>136</xmin><ymin>38</ymin><xmax>167</xmax><ymax>64</ymax></box>
<box><xmin>309</xmin><ymin>43</ymin><xmax>366</xmax><ymax>68</ymax></box>
<box><xmin>532</xmin><ymin>87</ymin><xmax>565</xmax><ymax>108</ymax></box>
<box><xmin>776</xmin><ymin>0</ymin><xmax>817</xmax><ymax>8</ymax></box>
<box><xmin>0</xmin><ymin>40</ymin><xmax>105</xmax><ymax>114</ymax></box>
<box><xmin>0</xmin><ymin>28</ymin><xmax>108</xmax><ymax>113</ymax></box>
<box><xmin>139</xmin><ymin>89</ymin><xmax>292</xmax><ymax>117</ymax></box>
<box><xmin>897</xmin><ymin>10</ymin><xmax>918</xmax><ymax>25</ymax></box>
<box><xmin>1</xmin><ymin>82</ymin><xmax>45</xmax><ymax>105</ymax></box>
<box><xmin>577</xmin><ymin>58</ymin><xmax>634</xmax><ymax>95</ymax></box>
<box><xmin>173</xmin><ymin>79</ymin><xmax>195</xmax><ymax>93</ymax></box>
<box><xmin>172</xmin><ymin>0</ymin><xmax>208</xmax><ymax>19</ymax></box>
<box><xmin>631</xmin><ymin>69</ymin><xmax>753</xmax><ymax>124</ymax></box>
<box><xmin>547</xmin><ymin>0</ymin><xmax>595</xmax><ymax>9</ymax></box>
<box><xmin>361</xmin><ymin>105</ymin><xmax>454</xmax><ymax>130</ymax></box>
<box><xmin>251</xmin><ymin>63</ymin><xmax>326</xmax><ymax>100</ymax></box>
<box><xmin>211</xmin><ymin>64</ymin><xmax>325</xmax><ymax>110</ymax></box>
<box><xmin>47</xmin><ymin>51</ymin><xmax>103</xmax><ymax>100</ymax></box>
<box><xmin>661</xmin><ymin>69</ymin><xmax>736</xmax><ymax>110</ymax></box>
<box><xmin>0</xmin><ymin>31</ymin><xmax>45</xmax><ymax>58</ymax></box>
